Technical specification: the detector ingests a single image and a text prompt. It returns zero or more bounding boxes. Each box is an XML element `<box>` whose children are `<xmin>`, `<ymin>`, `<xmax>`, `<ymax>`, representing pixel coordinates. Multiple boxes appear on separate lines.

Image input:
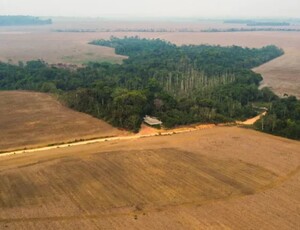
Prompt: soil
<box><xmin>0</xmin><ymin>126</ymin><xmax>299</xmax><ymax>229</ymax></box>
<box><xmin>0</xmin><ymin>91</ymin><xmax>126</xmax><ymax>152</ymax></box>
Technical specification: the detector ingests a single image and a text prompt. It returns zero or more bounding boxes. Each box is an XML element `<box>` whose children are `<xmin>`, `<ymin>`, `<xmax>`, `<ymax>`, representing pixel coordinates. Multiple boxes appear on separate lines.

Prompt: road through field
<box><xmin>0</xmin><ymin>111</ymin><xmax>264</xmax><ymax>157</ymax></box>
<box><xmin>0</xmin><ymin>124</ymin><xmax>216</xmax><ymax>157</ymax></box>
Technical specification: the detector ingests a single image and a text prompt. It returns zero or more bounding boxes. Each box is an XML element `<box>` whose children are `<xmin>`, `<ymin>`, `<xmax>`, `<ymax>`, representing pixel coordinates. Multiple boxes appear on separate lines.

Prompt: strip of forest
<box><xmin>223</xmin><ymin>20</ymin><xmax>290</xmax><ymax>26</ymax></box>
<box><xmin>0</xmin><ymin>37</ymin><xmax>299</xmax><ymax>139</ymax></box>
<box><xmin>0</xmin><ymin>16</ymin><xmax>52</xmax><ymax>26</ymax></box>
<box><xmin>202</xmin><ymin>28</ymin><xmax>300</xmax><ymax>32</ymax></box>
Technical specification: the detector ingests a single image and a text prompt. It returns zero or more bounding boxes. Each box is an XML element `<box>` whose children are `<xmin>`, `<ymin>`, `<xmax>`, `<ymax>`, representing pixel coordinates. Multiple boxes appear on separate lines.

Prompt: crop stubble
<box><xmin>0</xmin><ymin>126</ymin><xmax>299</xmax><ymax>229</ymax></box>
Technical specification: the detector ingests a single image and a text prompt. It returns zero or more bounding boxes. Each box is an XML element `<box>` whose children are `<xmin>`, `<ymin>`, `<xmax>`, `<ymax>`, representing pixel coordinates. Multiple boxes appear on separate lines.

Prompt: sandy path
<box><xmin>0</xmin><ymin>124</ymin><xmax>216</xmax><ymax>157</ymax></box>
<box><xmin>0</xmin><ymin>111</ymin><xmax>264</xmax><ymax>157</ymax></box>
<box><xmin>237</xmin><ymin>111</ymin><xmax>267</xmax><ymax>125</ymax></box>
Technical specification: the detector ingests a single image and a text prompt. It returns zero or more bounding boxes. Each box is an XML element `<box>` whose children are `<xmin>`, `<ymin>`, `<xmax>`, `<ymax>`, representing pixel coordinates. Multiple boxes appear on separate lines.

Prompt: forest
<box><xmin>0</xmin><ymin>37</ymin><xmax>298</xmax><ymax>139</ymax></box>
<box><xmin>254</xmin><ymin>96</ymin><xmax>300</xmax><ymax>139</ymax></box>
<box><xmin>0</xmin><ymin>16</ymin><xmax>52</xmax><ymax>26</ymax></box>
<box><xmin>223</xmin><ymin>20</ymin><xmax>290</xmax><ymax>26</ymax></box>
<box><xmin>247</xmin><ymin>22</ymin><xmax>290</xmax><ymax>26</ymax></box>
<box><xmin>202</xmin><ymin>28</ymin><xmax>300</xmax><ymax>32</ymax></box>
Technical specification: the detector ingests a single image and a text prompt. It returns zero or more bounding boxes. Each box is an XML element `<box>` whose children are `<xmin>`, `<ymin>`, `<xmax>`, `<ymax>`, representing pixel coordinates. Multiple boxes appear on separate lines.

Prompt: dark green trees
<box><xmin>0</xmin><ymin>16</ymin><xmax>52</xmax><ymax>26</ymax></box>
<box><xmin>255</xmin><ymin>96</ymin><xmax>300</xmax><ymax>140</ymax></box>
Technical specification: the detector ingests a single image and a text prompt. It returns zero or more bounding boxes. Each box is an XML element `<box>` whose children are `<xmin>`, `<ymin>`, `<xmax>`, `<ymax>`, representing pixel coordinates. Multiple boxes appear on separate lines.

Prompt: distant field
<box><xmin>0</xmin><ymin>91</ymin><xmax>125</xmax><ymax>152</ymax></box>
<box><xmin>0</xmin><ymin>32</ymin><xmax>126</xmax><ymax>65</ymax></box>
<box><xmin>0</xmin><ymin>126</ymin><xmax>299</xmax><ymax>229</ymax></box>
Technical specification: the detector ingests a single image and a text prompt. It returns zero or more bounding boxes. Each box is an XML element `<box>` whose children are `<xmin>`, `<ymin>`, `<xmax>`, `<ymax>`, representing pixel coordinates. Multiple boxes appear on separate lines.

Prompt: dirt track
<box><xmin>1</xmin><ymin>111</ymin><xmax>263</xmax><ymax>157</ymax></box>
<box><xmin>0</xmin><ymin>123</ymin><xmax>216</xmax><ymax>157</ymax></box>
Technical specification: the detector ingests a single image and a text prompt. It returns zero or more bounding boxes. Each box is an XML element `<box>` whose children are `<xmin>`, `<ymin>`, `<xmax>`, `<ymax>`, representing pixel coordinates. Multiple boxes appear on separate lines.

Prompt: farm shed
<box><xmin>143</xmin><ymin>115</ymin><xmax>163</xmax><ymax>126</ymax></box>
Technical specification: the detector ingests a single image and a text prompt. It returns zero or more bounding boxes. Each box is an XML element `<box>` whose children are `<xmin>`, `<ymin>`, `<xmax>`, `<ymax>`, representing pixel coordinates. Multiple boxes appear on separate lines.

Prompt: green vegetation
<box><xmin>224</xmin><ymin>19</ymin><xmax>254</xmax><ymax>24</ymax></box>
<box><xmin>224</xmin><ymin>19</ymin><xmax>290</xmax><ymax>27</ymax></box>
<box><xmin>247</xmin><ymin>22</ymin><xmax>290</xmax><ymax>26</ymax></box>
<box><xmin>1</xmin><ymin>37</ymin><xmax>298</xmax><ymax>140</ymax></box>
<box><xmin>254</xmin><ymin>96</ymin><xmax>300</xmax><ymax>140</ymax></box>
<box><xmin>202</xmin><ymin>28</ymin><xmax>300</xmax><ymax>33</ymax></box>
<box><xmin>0</xmin><ymin>16</ymin><xmax>52</xmax><ymax>26</ymax></box>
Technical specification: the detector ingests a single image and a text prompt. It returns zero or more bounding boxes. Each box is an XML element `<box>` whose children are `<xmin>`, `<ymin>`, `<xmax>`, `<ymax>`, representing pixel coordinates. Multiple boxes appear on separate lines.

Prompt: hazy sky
<box><xmin>0</xmin><ymin>0</ymin><xmax>299</xmax><ymax>18</ymax></box>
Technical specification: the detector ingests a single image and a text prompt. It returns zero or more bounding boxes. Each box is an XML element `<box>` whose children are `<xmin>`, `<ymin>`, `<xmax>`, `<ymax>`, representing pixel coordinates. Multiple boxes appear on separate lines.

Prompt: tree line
<box><xmin>0</xmin><ymin>16</ymin><xmax>52</xmax><ymax>26</ymax></box>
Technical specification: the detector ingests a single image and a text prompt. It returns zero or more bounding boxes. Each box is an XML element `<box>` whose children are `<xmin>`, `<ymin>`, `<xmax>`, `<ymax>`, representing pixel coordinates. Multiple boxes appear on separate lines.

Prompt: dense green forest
<box><xmin>254</xmin><ymin>96</ymin><xmax>300</xmax><ymax>139</ymax></box>
<box><xmin>0</xmin><ymin>16</ymin><xmax>52</xmax><ymax>26</ymax></box>
<box><xmin>1</xmin><ymin>37</ymin><xmax>298</xmax><ymax>139</ymax></box>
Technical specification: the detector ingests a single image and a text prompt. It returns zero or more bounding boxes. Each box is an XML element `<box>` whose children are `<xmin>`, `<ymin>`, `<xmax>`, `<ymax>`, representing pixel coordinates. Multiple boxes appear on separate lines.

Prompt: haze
<box><xmin>0</xmin><ymin>0</ymin><xmax>299</xmax><ymax>18</ymax></box>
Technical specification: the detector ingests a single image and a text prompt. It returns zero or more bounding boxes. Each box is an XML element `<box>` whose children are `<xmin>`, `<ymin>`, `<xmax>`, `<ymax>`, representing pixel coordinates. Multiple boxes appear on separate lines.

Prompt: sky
<box><xmin>0</xmin><ymin>0</ymin><xmax>299</xmax><ymax>19</ymax></box>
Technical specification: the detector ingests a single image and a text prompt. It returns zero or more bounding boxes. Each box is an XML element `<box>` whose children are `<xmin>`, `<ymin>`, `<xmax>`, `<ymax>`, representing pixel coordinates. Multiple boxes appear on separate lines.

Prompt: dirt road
<box><xmin>1</xmin><ymin>111</ymin><xmax>265</xmax><ymax>157</ymax></box>
<box><xmin>0</xmin><ymin>124</ymin><xmax>216</xmax><ymax>157</ymax></box>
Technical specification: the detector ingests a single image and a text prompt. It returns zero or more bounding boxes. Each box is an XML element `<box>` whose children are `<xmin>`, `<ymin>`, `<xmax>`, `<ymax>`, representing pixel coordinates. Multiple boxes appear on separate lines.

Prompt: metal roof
<box><xmin>143</xmin><ymin>115</ymin><xmax>162</xmax><ymax>126</ymax></box>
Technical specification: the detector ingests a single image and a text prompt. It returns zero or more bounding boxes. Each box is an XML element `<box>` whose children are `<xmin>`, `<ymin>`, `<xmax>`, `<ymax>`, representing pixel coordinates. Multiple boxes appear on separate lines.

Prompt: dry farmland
<box><xmin>0</xmin><ymin>91</ymin><xmax>125</xmax><ymax>152</ymax></box>
<box><xmin>0</xmin><ymin>31</ymin><xmax>126</xmax><ymax>65</ymax></box>
<box><xmin>0</xmin><ymin>126</ymin><xmax>299</xmax><ymax>229</ymax></box>
<box><xmin>0</xmin><ymin>19</ymin><xmax>300</xmax><ymax>229</ymax></box>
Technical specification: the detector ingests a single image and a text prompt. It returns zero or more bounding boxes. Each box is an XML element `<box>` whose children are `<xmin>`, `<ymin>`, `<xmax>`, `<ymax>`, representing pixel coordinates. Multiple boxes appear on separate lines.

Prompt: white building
<box><xmin>143</xmin><ymin>115</ymin><xmax>162</xmax><ymax>126</ymax></box>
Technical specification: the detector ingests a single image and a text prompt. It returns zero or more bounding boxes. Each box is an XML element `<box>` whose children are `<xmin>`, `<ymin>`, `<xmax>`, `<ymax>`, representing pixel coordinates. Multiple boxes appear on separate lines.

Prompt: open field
<box><xmin>0</xmin><ymin>91</ymin><xmax>125</xmax><ymax>152</ymax></box>
<box><xmin>0</xmin><ymin>32</ymin><xmax>126</xmax><ymax>65</ymax></box>
<box><xmin>0</xmin><ymin>126</ymin><xmax>299</xmax><ymax>229</ymax></box>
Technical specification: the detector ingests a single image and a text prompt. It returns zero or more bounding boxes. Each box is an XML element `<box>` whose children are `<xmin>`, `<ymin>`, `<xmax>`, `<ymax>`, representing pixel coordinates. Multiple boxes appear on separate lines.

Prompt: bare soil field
<box><xmin>0</xmin><ymin>91</ymin><xmax>125</xmax><ymax>152</ymax></box>
<box><xmin>0</xmin><ymin>126</ymin><xmax>299</xmax><ymax>229</ymax></box>
<box><xmin>0</xmin><ymin>32</ymin><xmax>126</xmax><ymax>65</ymax></box>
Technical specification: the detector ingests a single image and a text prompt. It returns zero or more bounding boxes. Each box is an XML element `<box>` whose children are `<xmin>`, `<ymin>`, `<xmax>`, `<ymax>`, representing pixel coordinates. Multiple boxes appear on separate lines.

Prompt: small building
<box><xmin>143</xmin><ymin>115</ymin><xmax>162</xmax><ymax>126</ymax></box>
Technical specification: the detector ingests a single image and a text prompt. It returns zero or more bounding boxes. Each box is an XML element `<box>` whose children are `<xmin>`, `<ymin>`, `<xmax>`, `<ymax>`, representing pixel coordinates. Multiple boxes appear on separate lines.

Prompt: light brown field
<box><xmin>0</xmin><ymin>32</ymin><xmax>126</xmax><ymax>65</ymax></box>
<box><xmin>0</xmin><ymin>19</ymin><xmax>299</xmax><ymax>97</ymax></box>
<box><xmin>0</xmin><ymin>126</ymin><xmax>299</xmax><ymax>229</ymax></box>
<box><xmin>0</xmin><ymin>91</ymin><xmax>125</xmax><ymax>152</ymax></box>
